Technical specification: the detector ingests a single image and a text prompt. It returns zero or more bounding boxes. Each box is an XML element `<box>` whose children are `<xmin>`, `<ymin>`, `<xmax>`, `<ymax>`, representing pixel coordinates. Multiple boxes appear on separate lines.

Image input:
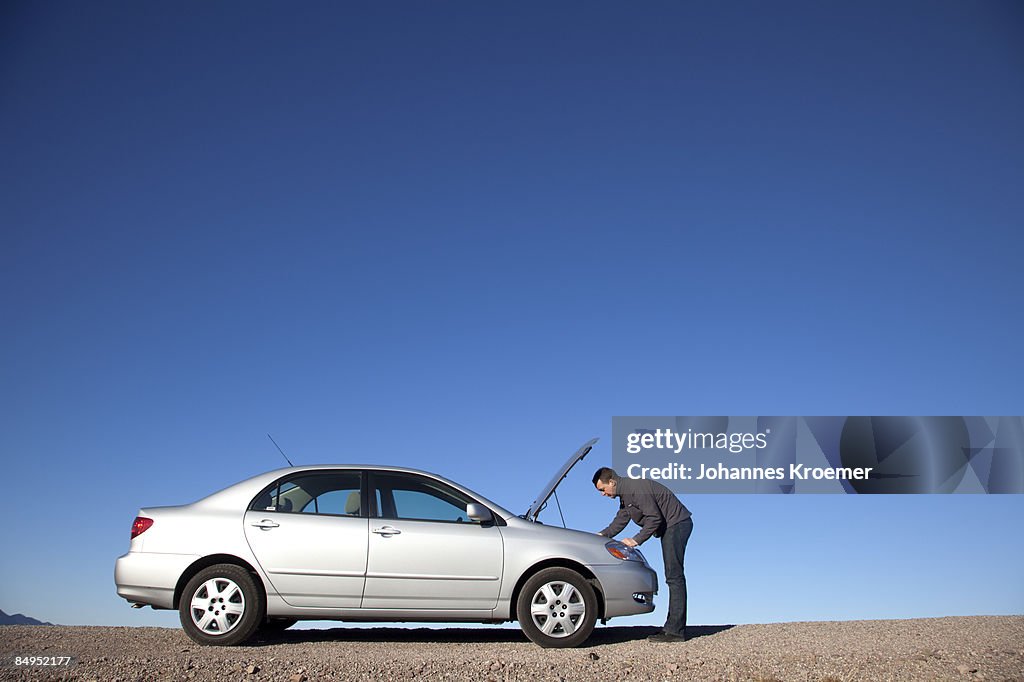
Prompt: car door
<box><xmin>361</xmin><ymin>471</ymin><xmax>503</xmax><ymax>610</ymax></box>
<box><xmin>243</xmin><ymin>470</ymin><xmax>368</xmax><ymax>608</ymax></box>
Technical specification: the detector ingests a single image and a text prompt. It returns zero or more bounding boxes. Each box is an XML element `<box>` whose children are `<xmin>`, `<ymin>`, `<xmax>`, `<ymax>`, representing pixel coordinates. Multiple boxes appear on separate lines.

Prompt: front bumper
<box><xmin>114</xmin><ymin>551</ymin><xmax>199</xmax><ymax>609</ymax></box>
<box><xmin>591</xmin><ymin>561</ymin><xmax>658</xmax><ymax>619</ymax></box>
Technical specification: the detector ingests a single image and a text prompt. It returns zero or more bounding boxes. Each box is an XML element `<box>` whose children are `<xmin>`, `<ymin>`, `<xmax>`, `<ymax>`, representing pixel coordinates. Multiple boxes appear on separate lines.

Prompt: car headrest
<box><xmin>345</xmin><ymin>491</ymin><xmax>360</xmax><ymax>514</ymax></box>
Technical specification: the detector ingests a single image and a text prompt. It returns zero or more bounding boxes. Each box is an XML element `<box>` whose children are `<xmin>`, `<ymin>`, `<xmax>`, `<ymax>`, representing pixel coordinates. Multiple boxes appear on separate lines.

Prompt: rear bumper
<box><xmin>114</xmin><ymin>551</ymin><xmax>199</xmax><ymax>609</ymax></box>
<box><xmin>591</xmin><ymin>562</ymin><xmax>658</xmax><ymax>618</ymax></box>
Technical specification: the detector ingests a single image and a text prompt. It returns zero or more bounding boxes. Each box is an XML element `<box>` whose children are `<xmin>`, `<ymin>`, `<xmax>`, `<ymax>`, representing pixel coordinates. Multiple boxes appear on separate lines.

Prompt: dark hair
<box><xmin>592</xmin><ymin>467</ymin><xmax>618</xmax><ymax>486</ymax></box>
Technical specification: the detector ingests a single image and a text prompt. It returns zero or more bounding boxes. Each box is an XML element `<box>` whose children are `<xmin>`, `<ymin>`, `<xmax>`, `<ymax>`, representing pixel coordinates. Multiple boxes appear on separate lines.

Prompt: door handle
<box><xmin>372</xmin><ymin>526</ymin><xmax>401</xmax><ymax>536</ymax></box>
<box><xmin>251</xmin><ymin>519</ymin><xmax>280</xmax><ymax>530</ymax></box>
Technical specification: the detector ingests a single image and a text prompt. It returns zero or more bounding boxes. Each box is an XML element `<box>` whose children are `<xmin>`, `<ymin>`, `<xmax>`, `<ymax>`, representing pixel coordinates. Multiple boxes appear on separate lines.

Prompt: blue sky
<box><xmin>1</xmin><ymin>1</ymin><xmax>1022</xmax><ymax>628</ymax></box>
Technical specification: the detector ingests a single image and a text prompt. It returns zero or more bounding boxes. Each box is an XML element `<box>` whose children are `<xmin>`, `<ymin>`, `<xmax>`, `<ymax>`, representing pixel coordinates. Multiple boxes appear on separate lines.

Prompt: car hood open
<box><xmin>524</xmin><ymin>437</ymin><xmax>599</xmax><ymax>522</ymax></box>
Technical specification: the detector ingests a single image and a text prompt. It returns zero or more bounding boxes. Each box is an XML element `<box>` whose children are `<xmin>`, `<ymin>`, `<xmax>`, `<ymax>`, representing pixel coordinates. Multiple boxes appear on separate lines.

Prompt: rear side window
<box><xmin>250</xmin><ymin>472</ymin><xmax>362</xmax><ymax>516</ymax></box>
<box><xmin>371</xmin><ymin>472</ymin><xmax>477</xmax><ymax>523</ymax></box>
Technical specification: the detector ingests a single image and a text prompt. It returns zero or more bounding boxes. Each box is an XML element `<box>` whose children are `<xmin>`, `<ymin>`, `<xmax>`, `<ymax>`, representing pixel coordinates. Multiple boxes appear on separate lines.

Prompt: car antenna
<box><xmin>267</xmin><ymin>433</ymin><xmax>295</xmax><ymax>467</ymax></box>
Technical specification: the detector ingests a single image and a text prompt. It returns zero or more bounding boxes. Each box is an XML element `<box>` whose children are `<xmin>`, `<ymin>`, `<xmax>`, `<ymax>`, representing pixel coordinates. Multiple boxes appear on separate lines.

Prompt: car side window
<box><xmin>250</xmin><ymin>472</ymin><xmax>362</xmax><ymax>516</ymax></box>
<box><xmin>371</xmin><ymin>472</ymin><xmax>477</xmax><ymax>523</ymax></box>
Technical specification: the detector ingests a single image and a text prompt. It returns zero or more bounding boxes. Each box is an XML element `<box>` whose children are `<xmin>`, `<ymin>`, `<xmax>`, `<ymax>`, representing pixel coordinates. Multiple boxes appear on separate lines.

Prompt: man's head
<box><xmin>593</xmin><ymin>467</ymin><xmax>619</xmax><ymax>498</ymax></box>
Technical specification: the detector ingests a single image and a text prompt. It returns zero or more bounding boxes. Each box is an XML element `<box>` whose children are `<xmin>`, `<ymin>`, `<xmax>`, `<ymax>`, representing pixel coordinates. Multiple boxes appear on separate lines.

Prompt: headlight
<box><xmin>605</xmin><ymin>540</ymin><xmax>645</xmax><ymax>562</ymax></box>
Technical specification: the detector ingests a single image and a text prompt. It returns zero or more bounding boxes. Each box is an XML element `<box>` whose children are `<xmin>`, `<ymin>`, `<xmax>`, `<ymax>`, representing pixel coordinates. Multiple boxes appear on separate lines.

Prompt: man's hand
<box><xmin>622</xmin><ymin>537</ymin><xmax>638</xmax><ymax>548</ymax></box>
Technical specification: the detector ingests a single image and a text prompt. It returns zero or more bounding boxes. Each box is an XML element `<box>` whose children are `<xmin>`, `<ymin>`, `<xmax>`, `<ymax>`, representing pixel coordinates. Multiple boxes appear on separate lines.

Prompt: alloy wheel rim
<box><xmin>529</xmin><ymin>581</ymin><xmax>586</xmax><ymax>638</ymax></box>
<box><xmin>190</xmin><ymin>577</ymin><xmax>245</xmax><ymax>635</ymax></box>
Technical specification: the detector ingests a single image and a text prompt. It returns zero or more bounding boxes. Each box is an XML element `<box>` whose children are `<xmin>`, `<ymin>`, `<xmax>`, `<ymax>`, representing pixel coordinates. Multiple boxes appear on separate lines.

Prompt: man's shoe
<box><xmin>647</xmin><ymin>632</ymin><xmax>686</xmax><ymax>643</ymax></box>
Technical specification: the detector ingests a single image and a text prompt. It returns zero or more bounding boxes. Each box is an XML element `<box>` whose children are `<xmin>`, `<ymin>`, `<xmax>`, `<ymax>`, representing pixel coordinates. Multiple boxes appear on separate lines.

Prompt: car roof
<box><xmin>189</xmin><ymin>464</ymin><xmax>515</xmax><ymax>519</ymax></box>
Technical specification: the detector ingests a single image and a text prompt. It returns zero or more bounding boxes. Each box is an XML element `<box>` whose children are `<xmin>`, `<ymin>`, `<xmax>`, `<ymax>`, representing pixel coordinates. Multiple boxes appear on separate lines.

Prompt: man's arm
<box><xmin>631</xmin><ymin>496</ymin><xmax>665</xmax><ymax>545</ymax></box>
<box><xmin>598</xmin><ymin>506</ymin><xmax>630</xmax><ymax>538</ymax></box>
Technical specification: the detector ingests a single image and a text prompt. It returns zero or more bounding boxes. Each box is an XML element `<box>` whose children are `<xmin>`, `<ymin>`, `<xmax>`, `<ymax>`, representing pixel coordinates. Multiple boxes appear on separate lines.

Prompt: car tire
<box><xmin>258</xmin><ymin>618</ymin><xmax>298</xmax><ymax>633</ymax></box>
<box><xmin>179</xmin><ymin>564</ymin><xmax>264</xmax><ymax>646</ymax></box>
<box><xmin>516</xmin><ymin>567</ymin><xmax>597</xmax><ymax>648</ymax></box>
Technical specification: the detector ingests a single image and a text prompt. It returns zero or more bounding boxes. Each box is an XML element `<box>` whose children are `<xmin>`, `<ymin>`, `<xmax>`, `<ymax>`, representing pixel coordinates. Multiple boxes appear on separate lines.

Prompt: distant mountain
<box><xmin>0</xmin><ymin>609</ymin><xmax>53</xmax><ymax>626</ymax></box>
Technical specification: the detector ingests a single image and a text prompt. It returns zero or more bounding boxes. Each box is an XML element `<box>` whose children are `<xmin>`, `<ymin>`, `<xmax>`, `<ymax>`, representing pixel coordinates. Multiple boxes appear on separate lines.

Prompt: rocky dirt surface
<box><xmin>1</xmin><ymin>616</ymin><xmax>1022</xmax><ymax>681</ymax></box>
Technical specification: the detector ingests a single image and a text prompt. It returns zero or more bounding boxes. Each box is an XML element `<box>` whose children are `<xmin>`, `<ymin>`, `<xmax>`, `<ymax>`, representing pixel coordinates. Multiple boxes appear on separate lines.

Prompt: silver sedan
<box><xmin>114</xmin><ymin>439</ymin><xmax>657</xmax><ymax>648</ymax></box>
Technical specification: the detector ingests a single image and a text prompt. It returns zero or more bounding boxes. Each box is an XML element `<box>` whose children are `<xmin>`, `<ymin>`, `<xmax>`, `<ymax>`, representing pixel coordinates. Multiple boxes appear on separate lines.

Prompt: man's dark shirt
<box><xmin>598</xmin><ymin>477</ymin><xmax>691</xmax><ymax>545</ymax></box>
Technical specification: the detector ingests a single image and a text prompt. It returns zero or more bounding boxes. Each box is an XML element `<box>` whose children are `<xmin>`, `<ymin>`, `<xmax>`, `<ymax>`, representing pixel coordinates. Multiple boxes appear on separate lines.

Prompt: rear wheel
<box><xmin>179</xmin><ymin>564</ymin><xmax>264</xmax><ymax>646</ymax></box>
<box><xmin>516</xmin><ymin>567</ymin><xmax>597</xmax><ymax>648</ymax></box>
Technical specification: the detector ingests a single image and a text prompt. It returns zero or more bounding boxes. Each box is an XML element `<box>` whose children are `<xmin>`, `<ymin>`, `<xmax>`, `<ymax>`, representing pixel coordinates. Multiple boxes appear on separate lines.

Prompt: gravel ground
<box><xmin>1</xmin><ymin>616</ymin><xmax>1022</xmax><ymax>681</ymax></box>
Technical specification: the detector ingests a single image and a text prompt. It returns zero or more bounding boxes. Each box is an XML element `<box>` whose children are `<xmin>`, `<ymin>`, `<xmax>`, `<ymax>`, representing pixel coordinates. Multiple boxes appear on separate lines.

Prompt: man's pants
<box><xmin>660</xmin><ymin>517</ymin><xmax>693</xmax><ymax>637</ymax></box>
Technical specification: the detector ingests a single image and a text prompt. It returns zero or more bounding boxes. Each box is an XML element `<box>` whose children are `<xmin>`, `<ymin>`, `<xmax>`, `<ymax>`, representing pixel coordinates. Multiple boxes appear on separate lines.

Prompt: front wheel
<box><xmin>179</xmin><ymin>564</ymin><xmax>264</xmax><ymax>646</ymax></box>
<box><xmin>516</xmin><ymin>567</ymin><xmax>597</xmax><ymax>648</ymax></box>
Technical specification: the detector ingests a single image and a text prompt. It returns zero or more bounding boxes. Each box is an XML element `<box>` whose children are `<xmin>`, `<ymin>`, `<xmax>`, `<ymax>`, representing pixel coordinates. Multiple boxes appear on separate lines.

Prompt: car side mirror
<box><xmin>466</xmin><ymin>503</ymin><xmax>493</xmax><ymax>523</ymax></box>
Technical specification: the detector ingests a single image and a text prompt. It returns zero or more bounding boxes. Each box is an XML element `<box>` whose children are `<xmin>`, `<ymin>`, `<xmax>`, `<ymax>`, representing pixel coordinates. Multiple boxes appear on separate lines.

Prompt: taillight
<box><xmin>131</xmin><ymin>517</ymin><xmax>153</xmax><ymax>539</ymax></box>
